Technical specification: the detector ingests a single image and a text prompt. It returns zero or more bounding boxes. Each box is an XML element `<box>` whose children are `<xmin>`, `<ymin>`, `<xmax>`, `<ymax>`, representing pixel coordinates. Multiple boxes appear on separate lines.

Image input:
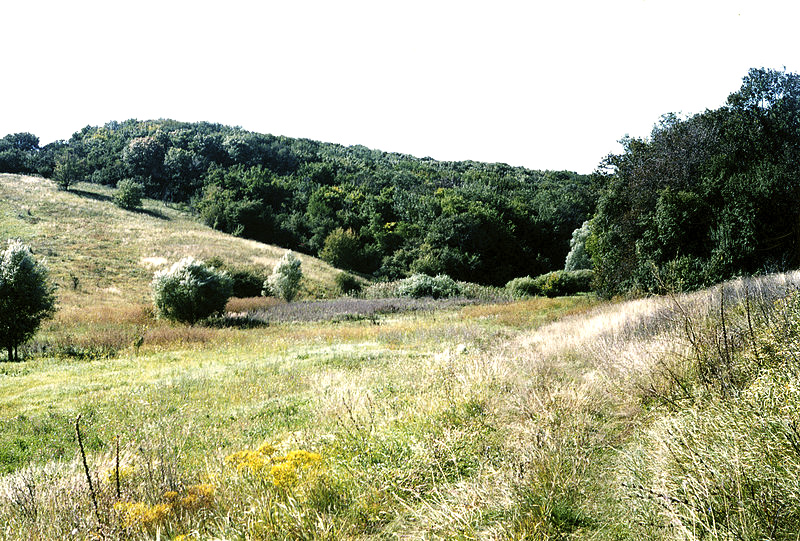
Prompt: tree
<box><xmin>564</xmin><ymin>221</ymin><xmax>592</xmax><ymax>271</ymax></box>
<box><xmin>53</xmin><ymin>149</ymin><xmax>86</xmax><ymax>190</ymax></box>
<box><xmin>151</xmin><ymin>258</ymin><xmax>232</xmax><ymax>324</ymax></box>
<box><xmin>0</xmin><ymin>240</ymin><xmax>56</xmax><ymax>361</ymax></box>
<box><xmin>265</xmin><ymin>251</ymin><xmax>302</xmax><ymax>302</ymax></box>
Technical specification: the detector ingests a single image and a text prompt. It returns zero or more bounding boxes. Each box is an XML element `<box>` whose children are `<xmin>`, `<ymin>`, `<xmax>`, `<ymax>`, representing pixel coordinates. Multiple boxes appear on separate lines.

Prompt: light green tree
<box><xmin>564</xmin><ymin>221</ymin><xmax>592</xmax><ymax>271</ymax></box>
<box><xmin>265</xmin><ymin>251</ymin><xmax>302</xmax><ymax>302</ymax></box>
<box><xmin>0</xmin><ymin>240</ymin><xmax>56</xmax><ymax>361</ymax></box>
<box><xmin>152</xmin><ymin>257</ymin><xmax>232</xmax><ymax>324</ymax></box>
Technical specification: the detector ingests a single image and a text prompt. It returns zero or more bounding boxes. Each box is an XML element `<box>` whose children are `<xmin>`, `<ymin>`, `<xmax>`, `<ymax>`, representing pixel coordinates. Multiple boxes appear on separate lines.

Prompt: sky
<box><xmin>1</xmin><ymin>0</ymin><xmax>799</xmax><ymax>174</ymax></box>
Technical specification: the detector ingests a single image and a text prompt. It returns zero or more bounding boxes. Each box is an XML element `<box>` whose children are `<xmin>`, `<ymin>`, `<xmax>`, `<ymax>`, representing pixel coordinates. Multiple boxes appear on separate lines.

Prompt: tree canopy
<box><xmin>590</xmin><ymin>68</ymin><xmax>800</xmax><ymax>295</ymax></box>
<box><xmin>1</xmin><ymin>119</ymin><xmax>595</xmax><ymax>285</ymax></box>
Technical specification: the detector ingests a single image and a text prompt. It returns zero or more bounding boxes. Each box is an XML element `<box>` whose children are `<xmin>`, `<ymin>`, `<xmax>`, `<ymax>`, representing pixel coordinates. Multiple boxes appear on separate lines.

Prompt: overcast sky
<box><xmin>1</xmin><ymin>0</ymin><xmax>798</xmax><ymax>173</ymax></box>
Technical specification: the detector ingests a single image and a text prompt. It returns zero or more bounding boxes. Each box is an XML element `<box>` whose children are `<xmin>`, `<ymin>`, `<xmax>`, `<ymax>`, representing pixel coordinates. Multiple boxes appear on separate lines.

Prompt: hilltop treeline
<box><xmin>0</xmin><ymin>123</ymin><xmax>594</xmax><ymax>285</ymax></box>
<box><xmin>3</xmin><ymin>67</ymin><xmax>799</xmax><ymax>294</ymax></box>
<box><xmin>590</xmin><ymin>67</ymin><xmax>800</xmax><ymax>295</ymax></box>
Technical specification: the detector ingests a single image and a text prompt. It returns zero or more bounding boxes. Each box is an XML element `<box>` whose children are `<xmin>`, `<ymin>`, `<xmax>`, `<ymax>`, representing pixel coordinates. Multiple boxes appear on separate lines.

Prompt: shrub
<box><xmin>151</xmin><ymin>257</ymin><xmax>232</xmax><ymax>324</ymax></box>
<box><xmin>505</xmin><ymin>276</ymin><xmax>541</xmax><ymax>298</ymax></box>
<box><xmin>506</xmin><ymin>270</ymin><xmax>594</xmax><ymax>298</ymax></box>
<box><xmin>557</xmin><ymin>269</ymin><xmax>594</xmax><ymax>295</ymax></box>
<box><xmin>319</xmin><ymin>228</ymin><xmax>362</xmax><ymax>271</ymax></box>
<box><xmin>205</xmin><ymin>258</ymin><xmax>269</xmax><ymax>298</ymax></box>
<box><xmin>0</xmin><ymin>240</ymin><xmax>56</xmax><ymax>361</ymax></box>
<box><xmin>335</xmin><ymin>272</ymin><xmax>362</xmax><ymax>296</ymax></box>
<box><xmin>265</xmin><ymin>251</ymin><xmax>302</xmax><ymax>302</ymax></box>
<box><xmin>113</xmin><ymin>178</ymin><xmax>145</xmax><ymax>210</ymax></box>
<box><xmin>396</xmin><ymin>273</ymin><xmax>462</xmax><ymax>299</ymax></box>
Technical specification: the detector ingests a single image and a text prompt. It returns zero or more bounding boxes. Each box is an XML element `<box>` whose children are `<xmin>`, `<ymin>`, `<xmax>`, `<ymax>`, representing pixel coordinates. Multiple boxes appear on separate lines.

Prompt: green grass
<box><xmin>3</xmin><ymin>174</ymin><xmax>800</xmax><ymax>539</ymax></box>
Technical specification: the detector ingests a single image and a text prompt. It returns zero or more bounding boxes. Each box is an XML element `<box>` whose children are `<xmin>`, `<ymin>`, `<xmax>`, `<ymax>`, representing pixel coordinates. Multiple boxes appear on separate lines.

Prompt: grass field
<box><xmin>2</xmin><ymin>174</ymin><xmax>800</xmax><ymax>540</ymax></box>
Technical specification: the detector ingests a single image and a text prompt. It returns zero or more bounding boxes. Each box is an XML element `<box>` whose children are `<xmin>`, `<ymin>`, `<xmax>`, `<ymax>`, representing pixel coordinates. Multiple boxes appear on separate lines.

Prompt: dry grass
<box><xmin>0</xmin><ymin>174</ymin><xmax>342</xmax><ymax>304</ymax></box>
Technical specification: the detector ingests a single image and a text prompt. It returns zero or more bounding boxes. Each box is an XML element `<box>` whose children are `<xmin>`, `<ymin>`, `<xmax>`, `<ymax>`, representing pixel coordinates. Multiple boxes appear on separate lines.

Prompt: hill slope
<box><xmin>0</xmin><ymin>173</ymin><xmax>342</xmax><ymax>305</ymax></box>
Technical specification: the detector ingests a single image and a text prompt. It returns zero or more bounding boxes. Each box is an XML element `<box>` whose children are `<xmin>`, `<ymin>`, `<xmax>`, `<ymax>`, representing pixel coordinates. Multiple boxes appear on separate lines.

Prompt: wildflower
<box><xmin>113</xmin><ymin>501</ymin><xmax>172</xmax><ymax>528</ymax></box>
<box><xmin>225</xmin><ymin>449</ymin><xmax>268</xmax><ymax>473</ymax></box>
<box><xmin>270</xmin><ymin>461</ymin><xmax>299</xmax><ymax>489</ymax></box>
<box><xmin>257</xmin><ymin>442</ymin><xmax>277</xmax><ymax>456</ymax></box>
<box><xmin>103</xmin><ymin>464</ymin><xmax>135</xmax><ymax>486</ymax></box>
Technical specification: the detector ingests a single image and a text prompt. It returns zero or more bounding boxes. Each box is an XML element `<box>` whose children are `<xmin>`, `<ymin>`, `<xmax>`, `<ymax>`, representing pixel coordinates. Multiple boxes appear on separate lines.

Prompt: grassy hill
<box><xmin>0</xmin><ymin>173</ymin><xmax>342</xmax><ymax>306</ymax></box>
<box><xmin>2</xmin><ymin>172</ymin><xmax>800</xmax><ymax>539</ymax></box>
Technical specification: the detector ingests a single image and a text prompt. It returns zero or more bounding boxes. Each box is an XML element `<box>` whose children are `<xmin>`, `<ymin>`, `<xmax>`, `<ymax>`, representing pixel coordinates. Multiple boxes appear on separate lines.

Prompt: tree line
<box><xmin>0</xmin><ymin>120</ymin><xmax>595</xmax><ymax>286</ymax></box>
<box><xmin>589</xmin><ymin>67</ymin><xmax>800</xmax><ymax>295</ymax></box>
<box><xmin>3</xmin><ymin>67</ymin><xmax>798</xmax><ymax>294</ymax></box>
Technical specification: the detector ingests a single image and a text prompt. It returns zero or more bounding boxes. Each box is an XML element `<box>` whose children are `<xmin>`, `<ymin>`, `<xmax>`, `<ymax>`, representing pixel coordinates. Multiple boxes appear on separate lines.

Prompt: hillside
<box><xmin>0</xmin><ymin>173</ymin><xmax>342</xmax><ymax>305</ymax></box>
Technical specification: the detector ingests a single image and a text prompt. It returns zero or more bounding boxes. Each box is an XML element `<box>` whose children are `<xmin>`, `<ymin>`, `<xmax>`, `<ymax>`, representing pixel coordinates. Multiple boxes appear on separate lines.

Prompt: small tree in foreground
<box><xmin>152</xmin><ymin>257</ymin><xmax>232</xmax><ymax>324</ymax></box>
<box><xmin>265</xmin><ymin>251</ymin><xmax>302</xmax><ymax>302</ymax></box>
<box><xmin>0</xmin><ymin>240</ymin><xmax>56</xmax><ymax>361</ymax></box>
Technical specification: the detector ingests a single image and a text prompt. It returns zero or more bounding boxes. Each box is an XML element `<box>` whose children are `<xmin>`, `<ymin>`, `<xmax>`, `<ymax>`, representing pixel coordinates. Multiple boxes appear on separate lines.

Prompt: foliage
<box><xmin>265</xmin><ymin>251</ymin><xmax>302</xmax><ymax>302</ymax></box>
<box><xmin>151</xmin><ymin>257</ymin><xmax>232</xmax><ymax>324</ymax></box>
<box><xmin>1</xmin><ymin>119</ymin><xmax>596</xmax><ymax>285</ymax></box>
<box><xmin>205</xmin><ymin>257</ymin><xmax>269</xmax><ymax>298</ymax></box>
<box><xmin>335</xmin><ymin>272</ymin><xmax>362</xmax><ymax>296</ymax></box>
<box><xmin>112</xmin><ymin>178</ymin><xmax>144</xmax><ymax>210</ymax></box>
<box><xmin>0</xmin><ymin>133</ymin><xmax>38</xmax><ymax>174</ymax></box>
<box><xmin>507</xmin><ymin>270</ymin><xmax>594</xmax><ymax>298</ymax></box>
<box><xmin>505</xmin><ymin>276</ymin><xmax>541</xmax><ymax>298</ymax></box>
<box><xmin>0</xmin><ymin>240</ymin><xmax>56</xmax><ymax>361</ymax></box>
<box><xmin>395</xmin><ymin>273</ymin><xmax>463</xmax><ymax>299</ymax></box>
<box><xmin>591</xmin><ymin>67</ymin><xmax>800</xmax><ymax>296</ymax></box>
<box><xmin>53</xmin><ymin>150</ymin><xmax>86</xmax><ymax>191</ymax></box>
<box><xmin>564</xmin><ymin>220</ymin><xmax>592</xmax><ymax>271</ymax></box>
<box><xmin>319</xmin><ymin>228</ymin><xmax>370</xmax><ymax>272</ymax></box>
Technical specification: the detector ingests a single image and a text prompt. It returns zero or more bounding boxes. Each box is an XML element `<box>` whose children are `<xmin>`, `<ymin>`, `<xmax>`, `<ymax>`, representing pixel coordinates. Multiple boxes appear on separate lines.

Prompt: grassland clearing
<box><xmin>2</xmin><ymin>173</ymin><xmax>800</xmax><ymax>539</ymax></box>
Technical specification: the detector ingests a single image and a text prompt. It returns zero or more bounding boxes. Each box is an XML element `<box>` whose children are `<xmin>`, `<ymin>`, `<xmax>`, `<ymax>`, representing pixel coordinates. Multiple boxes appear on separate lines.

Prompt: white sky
<box><xmin>1</xmin><ymin>0</ymin><xmax>798</xmax><ymax>173</ymax></box>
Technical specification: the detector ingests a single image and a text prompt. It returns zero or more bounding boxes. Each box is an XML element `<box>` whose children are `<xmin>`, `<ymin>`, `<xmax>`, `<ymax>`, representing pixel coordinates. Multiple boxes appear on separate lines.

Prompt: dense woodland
<box><xmin>2</xmin><ymin>67</ymin><xmax>799</xmax><ymax>294</ymax></box>
<box><xmin>0</xmin><ymin>121</ymin><xmax>595</xmax><ymax>286</ymax></box>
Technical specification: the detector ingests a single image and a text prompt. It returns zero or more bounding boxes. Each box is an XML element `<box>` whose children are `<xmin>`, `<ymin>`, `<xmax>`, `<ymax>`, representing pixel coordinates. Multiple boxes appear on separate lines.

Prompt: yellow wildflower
<box><xmin>270</xmin><ymin>461</ymin><xmax>298</xmax><ymax>489</ymax></box>
<box><xmin>225</xmin><ymin>449</ymin><xmax>268</xmax><ymax>473</ymax></box>
<box><xmin>113</xmin><ymin>501</ymin><xmax>171</xmax><ymax>528</ymax></box>
<box><xmin>257</xmin><ymin>442</ymin><xmax>277</xmax><ymax>456</ymax></box>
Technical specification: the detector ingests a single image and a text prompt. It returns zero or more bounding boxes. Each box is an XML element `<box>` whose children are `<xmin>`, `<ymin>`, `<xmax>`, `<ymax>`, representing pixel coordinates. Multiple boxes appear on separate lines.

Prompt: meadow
<box><xmin>2</xmin><ymin>174</ymin><xmax>800</xmax><ymax>540</ymax></box>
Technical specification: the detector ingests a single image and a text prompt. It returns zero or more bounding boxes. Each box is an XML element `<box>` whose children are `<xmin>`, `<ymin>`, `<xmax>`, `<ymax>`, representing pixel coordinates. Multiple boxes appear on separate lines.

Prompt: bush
<box><xmin>0</xmin><ymin>240</ymin><xmax>56</xmax><ymax>361</ymax></box>
<box><xmin>335</xmin><ymin>272</ymin><xmax>362</xmax><ymax>296</ymax></box>
<box><xmin>265</xmin><ymin>251</ymin><xmax>302</xmax><ymax>302</ymax></box>
<box><xmin>205</xmin><ymin>257</ymin><xmax>269</xmax><ymax>298</ymax></box>
<box><xmin>506</xmin><ymin>270</ymin><xmax>594</xmax><ymax>298</ymax></box>
<box><xmin>396</xmin><ymin>273</ymin><xmax>462</xmax><ymax>299</ymax></box>
<box><xmin>152</xmin><ymin>257</ymin><xmax>232</xmax><ymax>324</ymax></box>
<box><xmin>505</xmin><ymin>276</ymin><xmax>541</xmax><ymax>298</ymax></box>
<box><xmin>113</xmin><ymin>178</ymin><xmax>145</xmax><ymax>210</ymax></box>
<box><xmin>319</xmin><ymin>228</ymin><xmax>363</xmax><ymax>271</ymax></box>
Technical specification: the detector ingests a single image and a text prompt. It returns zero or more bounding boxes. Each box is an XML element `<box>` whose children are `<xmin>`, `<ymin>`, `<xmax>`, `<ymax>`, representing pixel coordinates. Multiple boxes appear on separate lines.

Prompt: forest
<box><xmin>0</xmin><ymin>119</ymin><xmax>595</xmax><ymax>287</ymax></box>
<box><xmin>2</xmin><ymin>67</ymin><xmax>799</xmax><ymax>294</ymax></box>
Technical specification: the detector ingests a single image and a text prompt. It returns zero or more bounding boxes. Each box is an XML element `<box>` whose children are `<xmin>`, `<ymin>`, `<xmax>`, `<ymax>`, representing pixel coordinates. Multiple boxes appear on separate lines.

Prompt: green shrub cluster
<box><xmin>0</xmin><ymin>240</ymin><xmax>56</xmax><ymax>361</ymax></box>
<box><xmin>335</xmin><ymin>272</ymin><xmax>362</xmax><ymax>296</ymax></box>
<box><xmin>396</xmin><ymin>273</ymin><xmax>462</xmax><ymax>299</ymax></box>
<box><xmin>151</xmin><ymin>257</ymin><xmax>232</xmax><ymax>324</ymax></box>
<box><xmin>113</xmin><ymin>178</ymin><xmax>145</xmax><ymax>210</ymax></box>
<box><xmin>506</xmin><ymin>270</ymin><xmax>594</xmax><ymax>298</ymax></box>
<box><xmin>206</xmin><ymin>257</ymin><xmax>269</xmax><ymax>298</ymax></box>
